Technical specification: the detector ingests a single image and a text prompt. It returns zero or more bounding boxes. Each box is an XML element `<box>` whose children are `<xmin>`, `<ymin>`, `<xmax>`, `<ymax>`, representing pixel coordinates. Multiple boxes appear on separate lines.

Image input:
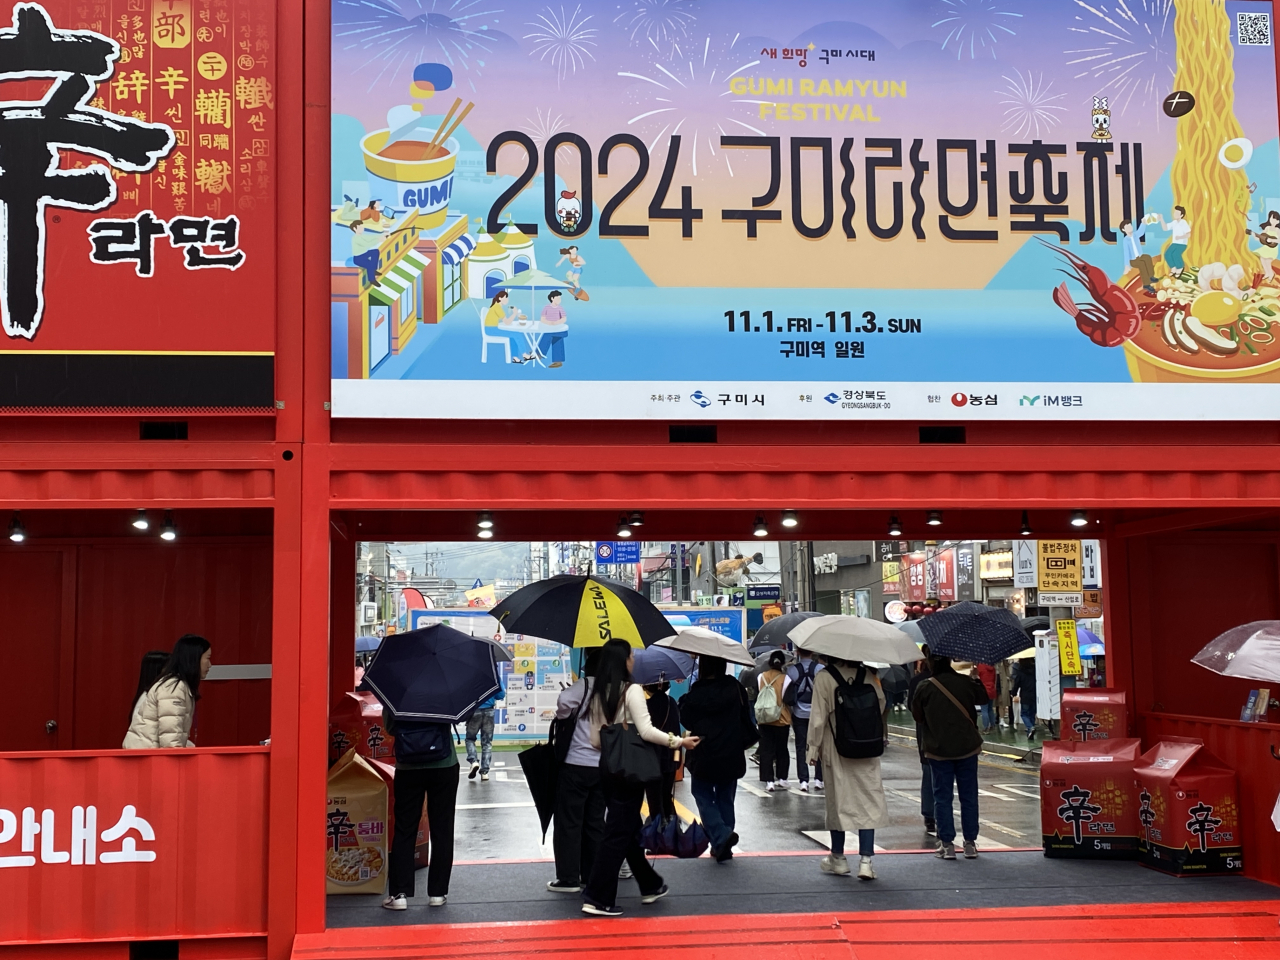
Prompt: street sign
<box><xmin>471</xmin><ymin>578</ymin><xmax>483</xmax><ymax>590</ymax></box>
<box><xmin>1056</xmin><ymin>619</ymin><xmax>1083</xmax><ymax>676</ymax></box>
<box><xmin>956</xmin><ymin>543</ymin><xmax>976</xmax><ymax>601</ymax></box>
<box><xmin>595</xmin><ymin>541</ymin><xmax>640</xmax><ymax>564</ymax></box>
<box><xmin>1037</xmin><ymin>540</ymin><xmax>1082</xmax><ymax>592</ymax></box>
<box><xmin>1040</xmin><ymin>592</ymin><xmax>1084</xmax><ymax>606</ymax></box>
<box><xmin>1081</xmin><ymin>540</ymin><xmax>1102</xmax><ymax>588</ymax></box>
<box><xmin>746</xmin><ymin>584</ymin><xmax>781</xmax><ymax>602</ymax></box>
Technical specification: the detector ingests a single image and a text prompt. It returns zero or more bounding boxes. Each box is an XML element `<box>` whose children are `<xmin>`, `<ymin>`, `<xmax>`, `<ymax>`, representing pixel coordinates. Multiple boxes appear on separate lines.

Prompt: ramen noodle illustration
<box><xmin>326</xmin><ymin>845</ymin><xmax>385</xmax><ymax>885</ymax></box>
<box><xmin>361</xmin><ymin>127</ymin><xmax>459</xmax><ymax>229</ymax></box>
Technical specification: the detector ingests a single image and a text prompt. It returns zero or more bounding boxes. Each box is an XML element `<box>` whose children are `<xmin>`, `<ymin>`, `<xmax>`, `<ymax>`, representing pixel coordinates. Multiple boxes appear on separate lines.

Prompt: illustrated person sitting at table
<box><xmin>484</xmin><ymin>290</ymin><xmax>534</xmax><ymax>364</ymax></box>
<box><xmin>538</xmin><ymin>290</ymin><xmax>569</xmax><ymax>368</ymax></box>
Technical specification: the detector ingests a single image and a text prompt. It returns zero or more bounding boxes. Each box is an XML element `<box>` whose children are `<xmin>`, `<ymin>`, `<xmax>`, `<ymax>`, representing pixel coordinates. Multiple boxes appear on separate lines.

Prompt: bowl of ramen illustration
<box><xmin>361</xmin><ymin>128</ymin><xmax>459</xmax><ymax>228</ymax></box>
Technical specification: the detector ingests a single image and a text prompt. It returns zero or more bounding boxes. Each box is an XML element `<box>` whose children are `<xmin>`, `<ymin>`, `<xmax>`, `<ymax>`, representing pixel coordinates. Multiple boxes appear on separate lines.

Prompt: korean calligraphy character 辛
<box><xmin>99</xmin><ymin>804</ymin><xmax>157</xmax><ymax>862</ymax></box>
<box><xmin>87</xmin><ymin>211</ymin><xmax>168</xmax><ymax>277</ymax></box>
<box><xmin>168</xmin><ymin>215</ymin><xmax>246</xmax><ymax>269</ymax></box>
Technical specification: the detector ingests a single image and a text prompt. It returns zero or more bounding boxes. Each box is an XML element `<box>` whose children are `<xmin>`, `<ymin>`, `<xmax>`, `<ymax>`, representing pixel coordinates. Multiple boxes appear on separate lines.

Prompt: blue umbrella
<box><xmin>360</xmin><ymin>624</ymin><xmax>501</xmax><ymax>722</ymax></box>
<box><xmin>1077</xmin><ymin>626</ymin><xmax>1102</xmax><ymax>648</ymax></box>
<box><xmin>1079</xmin><ymin>642</ymin><xmax>1106</xmax><ymax>657</ymax></box>
<box><xmin>917</xmin><ymin>601</ymin><xmax>1031</xmax><ymax>664</ymax></box>
<box><xmin>355</xmin><ymin>636</ymin><xmax>381</xmax><ymax>653</ymax></box>
<box><xmin>631</xmin><ymin>645</ymin><xmax>695</xmax><ymax>684</ymax></box>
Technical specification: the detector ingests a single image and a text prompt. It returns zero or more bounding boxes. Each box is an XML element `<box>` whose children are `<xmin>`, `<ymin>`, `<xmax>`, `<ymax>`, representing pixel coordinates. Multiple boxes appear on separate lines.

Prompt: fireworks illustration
<box><xmin>525</xmin><ymin>5</ymin><xmax>598</xmax><ymax>85</ymax></box>
<box><xmin>933</xmin><ymin>0</ymin><xmax>1023</xmax><ymax>60</ymax></box>
<box><xmin>333</xmin><ymin>0</ymin><xmax>504</xmax><ymax>93</ymax></box>
<box><xmin>522</xmin><ymin>107</ymin><xmax>576</xmax><ymax>164</ymax></box>
<box><xmin>614</xmin><ymin>0</ymin><xmax>697</xmax><ymax>56</ymax></box>
<box><xmin>617</xmin><ymin>33</ymin><xmax>761</xmax><ymax>177</ymax></box>
<box><xmin>1065</xmin><ymin>0</ymin><xmax>1176</xmax><ymax>116</ymax></box>
<box><xmin>997</xmin><ymin>70</ymin><xmax>1068</xmax><ymax>138</ymax></box>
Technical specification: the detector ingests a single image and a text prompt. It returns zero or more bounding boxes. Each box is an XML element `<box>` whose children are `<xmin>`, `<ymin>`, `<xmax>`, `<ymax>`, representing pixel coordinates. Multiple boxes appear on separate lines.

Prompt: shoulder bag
<box><xmin>598</xmin><ymin>686</ymin><xmax>661</xmax><ymax>784</ymax></box>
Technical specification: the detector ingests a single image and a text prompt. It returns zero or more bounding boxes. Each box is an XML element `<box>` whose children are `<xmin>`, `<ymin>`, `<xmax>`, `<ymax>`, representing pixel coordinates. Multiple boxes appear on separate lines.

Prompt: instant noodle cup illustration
<box><xmin>361</xmin><ymin>127</ymin><xmax>459</xmax><ymax>228</ymax></box>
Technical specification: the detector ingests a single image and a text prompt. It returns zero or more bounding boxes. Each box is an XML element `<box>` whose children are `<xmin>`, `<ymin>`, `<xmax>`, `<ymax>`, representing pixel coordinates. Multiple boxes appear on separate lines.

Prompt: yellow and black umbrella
<box><xmin>490</xmin><ymin>575</ymin><xmax>675</xmax><ymax>649</ymax></box>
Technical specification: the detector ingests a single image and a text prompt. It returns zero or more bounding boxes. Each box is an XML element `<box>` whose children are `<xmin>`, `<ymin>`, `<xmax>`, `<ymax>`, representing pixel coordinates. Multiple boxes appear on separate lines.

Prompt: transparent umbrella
<box><xmin>1192</xmin><ymin>621</ymin><xmax>1280</xmax><ymax>683</ymax></box>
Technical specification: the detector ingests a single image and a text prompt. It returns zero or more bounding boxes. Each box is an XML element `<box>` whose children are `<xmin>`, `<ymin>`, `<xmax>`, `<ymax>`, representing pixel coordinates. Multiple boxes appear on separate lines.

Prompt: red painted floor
<box><xmin>293</xmin><ymin>900</ymin><xmax>1280</xmax><ymax>959</ymax></box>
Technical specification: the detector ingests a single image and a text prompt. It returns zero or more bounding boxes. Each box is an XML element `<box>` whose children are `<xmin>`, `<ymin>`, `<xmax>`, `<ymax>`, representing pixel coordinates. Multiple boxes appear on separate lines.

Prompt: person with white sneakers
<box><xmin>806</xmin><ymin>657</ymin><xmax>889</xmax><ymax>881</ymax></box>
<box><xmin>785</xmin><ymin>649</ymin><xmax>824</xmax><ymax>792</ymax></box>
<box><xmin>756</xmin><ymin>650</ymin><xmax>792</xmax><ymax>791</ymax></box>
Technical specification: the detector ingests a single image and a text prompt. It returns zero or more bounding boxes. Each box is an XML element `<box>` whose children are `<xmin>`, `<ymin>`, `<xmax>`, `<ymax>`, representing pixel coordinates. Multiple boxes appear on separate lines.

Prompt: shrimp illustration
<box><xmin>1044</xmin><ymin>240</ymin><xmax>1141</xmax><ymax>347</ymax></box>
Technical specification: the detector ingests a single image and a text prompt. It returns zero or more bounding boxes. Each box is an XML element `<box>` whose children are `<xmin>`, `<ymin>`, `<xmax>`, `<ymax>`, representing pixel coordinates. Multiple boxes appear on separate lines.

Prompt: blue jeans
<box><xmin>929</xmin><ymin>755</ymin><xmax>980</xmax><ymax>844</ymax></box>
<box><xmin>465</xmin><ymin>708</ymin><xmax>494</xmax><ymax>772</ymax></box>
<box><xmin>690</xmin><ymin>777</ymin><xmax>737</xmax><ymax>851</ymax></box>
<box><xmin>830</xmin><ymin>829</ymin><xmax>875</xmax><ymax>857</ymax></box>
<box><xmin>1021</xmin><ymin>703</ymin><xmax>1036</xmax><ymax>736</ymax></box>
<box><xmin>980</xmin><ymin>702</ymin><xmax>997</xmax><ymax>729</ymax></box>
<box><xmin>540</xmin><ymin>330</ymin><xmax>567</xmax><ymax>363</ymax></box>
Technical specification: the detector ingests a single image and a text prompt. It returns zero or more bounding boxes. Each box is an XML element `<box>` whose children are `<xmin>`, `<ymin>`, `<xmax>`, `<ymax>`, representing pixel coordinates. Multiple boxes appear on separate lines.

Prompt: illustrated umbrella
<box><xmin>918</xmin><ymin>601</ymin><xmax>1031</xmax><ymax>664</ymax></box>
<box><xmin>490</xmin><ymin>575</ymin><xmax>676</xmax><ymax>649</ymax></box>
<box><xmin>749</xmin><ymin>611</ymin><xmax>823</xmax><ymax>652</ymax></box>
<box><xmin>1079</xmin><ymin>643</ymin><xmax>1106</xmax><ymax>658</ymax></box>
<box><xmin>360</xmin><ymin>624</ymin><xmax>501</xmax><ymax>722</ymax></box>
<box><xmin>632</xmin><ymin>645</ymin><xmax>696</xmax><ymax>683</ymax></box>
<box><xmin>789</xmin><ymin>615</ymin><xmax>924</xmax><ymax>665</ymax></box>
<box><xmin>1192</xmin><ymin>621</ymin><xmax>1280</xmax><ymax>683</ymax></box>
<box><xmin>655</xmin><ymin>626</ymin><xmax>756</xmax><ymax>666</ymax></box>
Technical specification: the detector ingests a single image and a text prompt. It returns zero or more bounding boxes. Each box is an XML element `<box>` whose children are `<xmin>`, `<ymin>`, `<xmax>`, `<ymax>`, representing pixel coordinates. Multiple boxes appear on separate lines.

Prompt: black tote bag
<box><xmin>599</xmin><ymin>720</ymin><xmax>661</xmax><ymax>785</ymax></box>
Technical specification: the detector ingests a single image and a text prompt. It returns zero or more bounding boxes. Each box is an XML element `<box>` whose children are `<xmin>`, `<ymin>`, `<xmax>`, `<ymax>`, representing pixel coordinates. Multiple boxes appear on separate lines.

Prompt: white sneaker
<box><xmin>382</xmin><ymin>894</ymin><xmax>407</xmax><ymax>911</ymax></box>
<box><xmin>481</xmin><ymin>772</ymin><xmax>490</xmax><ymax>781</ymax></box>
<box><xmin>813</xmin><ymin>779</ymin><xmax>824</xmax><ymax>790</ymax></box>
<box><xmin>858</xmin><ymin>857</ymin><xmax>876</xmax><ymax>881</ymax></box>
<box><xmin>800</xmin><ymin>781</ymin><xmax>810</xmax><ymax>793</ymax></box>
<box><xmin>468</xmin><ymin>761</ymin><xmax>480</xmax><ymax>780</ymax></box>
<box><xmin>428</xmin><ymin>896</ymin><xmax>447</xmax><ymax>907</ymax></box>
<box><xmin>820</xmin><ymin>854</ymin><xmax>850</xmax><ymax>876</ymax></box>
<box><xmin>765</xmin><ymin>782</ymin><xmax>776</xmax><ymax>792</ymax></box>
<box><xmin>774</xmin><ymin>779</ymin><xmax>788</xmax><ymax>788</ymax></box>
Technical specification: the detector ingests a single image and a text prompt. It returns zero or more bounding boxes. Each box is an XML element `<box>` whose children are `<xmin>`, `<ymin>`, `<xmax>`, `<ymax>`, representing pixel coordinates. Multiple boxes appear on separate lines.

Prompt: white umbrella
<box><xmin>654</xmin><ymin>626</ymin><xmax>755</xmax><ymax>666</ymax></box>
<box><xmin>1192</xmin><ymin>621</ymin><xmax>1280</xmax><ymax>683</ymax></box>
<box><xmin>789</xmin><ymin>615</ymin><xmax>924</xmax><ymax>665</ymax></box>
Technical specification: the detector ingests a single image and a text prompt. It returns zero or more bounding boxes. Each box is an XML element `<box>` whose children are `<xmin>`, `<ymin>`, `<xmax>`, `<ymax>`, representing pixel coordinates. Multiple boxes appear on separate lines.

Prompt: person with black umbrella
<box><xmin>547</xmin><ymin>648</ymin><xmax>605</xmax><ymax>895</ymax></box>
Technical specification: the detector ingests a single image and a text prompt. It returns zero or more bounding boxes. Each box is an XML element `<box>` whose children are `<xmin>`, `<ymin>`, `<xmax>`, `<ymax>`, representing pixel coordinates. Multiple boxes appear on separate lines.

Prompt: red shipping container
<box><xmin>330</xmin><ymin>691</ymin><xmax>395</xmax><ymax>764</ymax></box>
<box><xmin>368</xmin><ymin>757</ymin><xmax>431</xmax><ymax>869</ymax></box>
<box><xmin>1041</xmin><ymin>738</ymin><xmax>1142</xmax><ymax>859</ymax></box>
<box><xmin>1135</xmin><ymin>738</ymin><xmax>1243</xmax><ymax>876</ymax></box>
<box><xmin>1062</xmin><ymin>688</ymin><xmax>1129</xmax><ymax>741</ymax></box>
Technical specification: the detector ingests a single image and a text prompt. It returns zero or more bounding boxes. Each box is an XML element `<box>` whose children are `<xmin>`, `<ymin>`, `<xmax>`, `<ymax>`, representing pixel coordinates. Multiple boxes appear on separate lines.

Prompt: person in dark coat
<box><xmin>1009</xmin><ymin>655</ymin><xmax>1037</xmax><ymax>740</ymax></box>
<box><xmin>911</xmin><ymin>654</ymin><xmax>989</xmax><ymax>862</ymax></box>
<box><xmin>679</xmin><ymin>656</ymin><xmax>758</xmax><ymax>862</ymax></box>
<box><xmin>906</xmin><ymin>649</ymin><xmax>935</xmax><ymax>836</ymax></box>
<box><xmin>643</xmin><ymin>682</ymin><xmax>681</xmax><ymax>819</ymax></box>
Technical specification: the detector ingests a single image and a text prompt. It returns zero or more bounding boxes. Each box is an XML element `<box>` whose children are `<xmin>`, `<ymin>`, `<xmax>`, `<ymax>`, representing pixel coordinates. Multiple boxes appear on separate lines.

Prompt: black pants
<box><xmin>758</xmin><ymin>724</ymin><xmax>791</xmax><ymax>782</ymax></box>
<box><xmin>791</xmin><ymin>716</ymin><xmax>822</xmax><ymax>783</ymax></box>
<box><xmin>583</xmin><ymin>775</ymin><xmax>664</xmax><ymax>908</ymax></box>
<box><xmin>644</xmin><ymin>768</ymin><xmax>677</xmax><ymax>819</ymax></box>
<box><xmin>553</xmin><ymin>763</ymin><xmax>606</xmax><ymax>885</ymax></box>
<box><xmin>389</xmin><ymin>763</ymin><xmax>459</xmax><ymax>898</ymax></box>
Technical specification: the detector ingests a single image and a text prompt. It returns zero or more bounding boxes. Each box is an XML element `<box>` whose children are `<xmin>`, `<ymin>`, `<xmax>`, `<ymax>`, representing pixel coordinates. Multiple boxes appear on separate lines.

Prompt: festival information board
<box><xmin>0</xmin><ymin>1</ymin><xmax>275</xmax><ymax>409</ymax></box>
<box><xmin>330</xmin><ymin>0</ymin><xmax>1280</xmax><ymax>420</ymax></box>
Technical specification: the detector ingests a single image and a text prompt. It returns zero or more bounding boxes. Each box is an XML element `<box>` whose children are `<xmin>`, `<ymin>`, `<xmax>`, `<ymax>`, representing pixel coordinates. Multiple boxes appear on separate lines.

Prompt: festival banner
<box><xmin>329</xmin><ymin>0</ymin><xmax>1280</xmax><ymax>421</ymax></box>
<box><xmin>0</xmin><ymin>1</ymin><xmax>276</xmax><ymax>409</ymax></box>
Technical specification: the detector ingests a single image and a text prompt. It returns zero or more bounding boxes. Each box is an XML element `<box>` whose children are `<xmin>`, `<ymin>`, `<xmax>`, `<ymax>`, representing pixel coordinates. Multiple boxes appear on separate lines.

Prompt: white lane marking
<box><xmin>457</xmin><ymin>802</ymin><xmax>537</xmax><ymax>810</ymax></box>
<box><xmin>992</xmin><ymin>783</ymin><xmax>1042</xmax><ymax>800</ymax></box>
<box><xmin>739</xmin><ymin>781</ymin><xmax>770</xmax><ymax>798</ymax></box>
<box><xmin>801</xmin><ymin>829</ymin><xmax>887</xmax><ymax>853</ymax></box>
<box><xmin>978</xmin><ymin>818</ymin><xmax>1026</xmax><ymax>839</ymax></box>
<box><xmin>887</xmin><ymin>788</ymin><xmax>922</xmax><ymax>804</ymax></box>
<box><xmin>974</xmin><ymin>834</ymin><xmax>1012</xmax><ymax>850</ymax></box>
<box><xmin>976</xmin><ymin>788</ymin><xmax>1016</xmax><ymax>801</ymax></box>
<box><xmin>494</xmin><ymin>770</ymin><xmax>508</xmax><ymax>781</ymax></box>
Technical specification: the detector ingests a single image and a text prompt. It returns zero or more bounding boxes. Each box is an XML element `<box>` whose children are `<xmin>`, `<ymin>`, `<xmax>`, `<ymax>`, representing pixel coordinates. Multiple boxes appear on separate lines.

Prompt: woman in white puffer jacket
<box><xmin>123</xmin><ymin>634</ymin><xmax>212</xmax><ymax>748</ymax></box>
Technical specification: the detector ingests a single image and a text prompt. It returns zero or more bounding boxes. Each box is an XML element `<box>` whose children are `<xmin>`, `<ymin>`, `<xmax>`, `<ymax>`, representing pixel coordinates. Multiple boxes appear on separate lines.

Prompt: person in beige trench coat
<box><xmin>807</xmin><ymin>659</ymin><xmax>889</xmax><ymax>881</ymax></box>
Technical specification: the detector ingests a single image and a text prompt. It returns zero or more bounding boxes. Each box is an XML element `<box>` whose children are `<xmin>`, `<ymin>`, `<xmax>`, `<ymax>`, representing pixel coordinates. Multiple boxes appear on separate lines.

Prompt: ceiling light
<box><xmin>781</xmin><ymin>509</ymin><xmax>798</xmax><ymax>528</ymax></box>
<box><xmin>1020</xmin><ymin>510</ymin><xmax>1033</xmax><ymax>537</ymax></box>
<box><xmin>752</xmin><ymin>515</ymin><xmax>768</xmax><ymax>538</ymax></box>
<box><xmin>477</xmin><ymin>527</ymin><xmax>494</xmax><ymax>539</ymax></box>
<box><xmin>132</xmin><ymin>509</ymin><xmax>150</xmax><ymax>531</ymax></box>
<box><xmin>477</xmin><ymin>511</ymin><xmax>494</xmax><ymax>530</ymax></box>
<box><xmin>160</xmin><ymin>512</ymin><xmax>177</xmax><ymax>541</ymax></box>
<box><xmin>616</xmin><ymin>517</ymin><xmax>633</xmax><ymax>538</ymax></box>
<box><xmin>887</xmin><ymin>515</ymin><xmax>903</xmax><ymax>538</ymax></box>
<box><xmin>8</xmin><ymin>512</ymin><xmax>25</xmax><ymax>543</ymax></box>
<box><xmin>1070</xmin><ymin>510</ymin><xmax>1089</xmax><ymax>528</ymax></box>
<box><xmin>628</xmin><ymin>512</ymin><xmax>644</xmax><ymax>527</ymax></box>
<box><xmin>926</xmin><ymin>510</ymin><xmax>943</xmax><ymax>527</ymax></box>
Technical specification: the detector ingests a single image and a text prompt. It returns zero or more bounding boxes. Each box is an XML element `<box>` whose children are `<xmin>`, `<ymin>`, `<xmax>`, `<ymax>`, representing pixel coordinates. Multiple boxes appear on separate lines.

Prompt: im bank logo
<box><xmin>1020</xmin><ymin>394</ymin><xmax>1085</xmax><ymax>408</ymax></box>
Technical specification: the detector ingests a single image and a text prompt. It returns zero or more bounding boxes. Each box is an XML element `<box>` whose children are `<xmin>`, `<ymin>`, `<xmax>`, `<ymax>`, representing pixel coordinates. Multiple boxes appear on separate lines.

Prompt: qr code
<box><xmin>1238</xmin><ymin>11</ymin><xmax>1272</xmax><ymax>46</ymax></box>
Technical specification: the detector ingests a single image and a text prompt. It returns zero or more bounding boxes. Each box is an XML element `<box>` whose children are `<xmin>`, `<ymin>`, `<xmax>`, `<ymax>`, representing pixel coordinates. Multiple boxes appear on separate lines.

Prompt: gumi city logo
<box><xmin>0</xmin><ymin>4</ymin><xmax>245</xmax><ymax>342</ymax></box>
<box><xmin>0</xmin><ymin>804</ymin><xmax>157</xmax><ymax>867</ymax></box>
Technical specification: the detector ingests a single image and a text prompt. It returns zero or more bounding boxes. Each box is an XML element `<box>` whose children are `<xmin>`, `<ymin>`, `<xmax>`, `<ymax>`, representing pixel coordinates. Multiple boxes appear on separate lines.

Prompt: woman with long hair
<box><xmin>581</xmin><ymin>639</ymin><xmax>700</xmax><ymax>917</ymax></box>
<box><xmin>128</xmin><ymin>650</ymin><xmax>169</xmax><ymax>722</ymax></box>
<box><xmin>123</xmin><ymin>634</ymin><xmax>212</xmax><ymax>749</ymax></box>
<box><xmin>756</xmin><ymin>649</ymin><xmax>792</xmax><ymax>790</ymax></box>
<box><xmin>807</xmin><ymin>656</ymin><xmax>889</xmax><ymax>881</ymax></box>
<box><xmin>483</xmin><ymin>289</ymin><xmax>534</xmax><ymax>363</ymax></box>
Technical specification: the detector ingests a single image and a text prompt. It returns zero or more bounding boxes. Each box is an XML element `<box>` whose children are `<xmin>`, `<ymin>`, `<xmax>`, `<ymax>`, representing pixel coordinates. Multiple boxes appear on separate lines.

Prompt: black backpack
<box><xmin>392</xmin><ymin>719</ymin><xmax>454</xmax><ymax>765</ymax></box>
<box><xmin>784</xmin><ymin>660</ymin><xmax>818</xmax><ymax>707</ymax></box>
<box><xmin>830</xmin><ymin>666</ymin><xmax>885</xmax><ymax>759</ymax></box>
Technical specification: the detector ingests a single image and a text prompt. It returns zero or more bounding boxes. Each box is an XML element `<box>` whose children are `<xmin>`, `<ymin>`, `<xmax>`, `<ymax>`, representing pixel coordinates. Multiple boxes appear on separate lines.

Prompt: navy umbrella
<box><xmin>631</xmin><ymin>645</ymin><xmax>695</xmax><ymax>684</ymax></box>
<box><xmin>917</xmin><ymin>601</ymin><xmax>1031</xmax><ymax>665</ymax></box>
<box><xmin>360</xmin><ymin>624</ymin><xmax>501</xmax><ymax>722</ymax></box>
<box><xmin>749</xmin><ymin>610</ymin><xmax>822</xmax><ymax>652</ymax></box>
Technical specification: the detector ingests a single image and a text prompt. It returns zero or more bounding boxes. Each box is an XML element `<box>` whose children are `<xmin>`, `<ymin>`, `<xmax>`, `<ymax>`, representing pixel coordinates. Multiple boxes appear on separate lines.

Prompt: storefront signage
<box><xmin>813</xmin><ymin>552</ymin><xmax>839</xmax><ymax>575</ymax></box>
<box><xmin>935</xmin><ymin>548</ymin><xmax>956</xmax><ymax>602</ymax></box>
<box><xmin>328</xmin><ymin>0</ymin><xmax>1280</xmax><ymax>420</ymax></box>
<box><xmin>902</xmin><ymin>552</ymin><xmax>927</xmax><ymax>602</ymax></box>
<box><xmin>884</xmin><ymin>599</ymin><xmax>908</xmax><ymax>623</ymax></box>
<box><xmin>882</xmin><ymin>561</ymin><xmax>900</xmax><ymax>595</ymax></box>
<box><xmin>595</xmin><ymin>540</ymin><xmax>640</xmax><ymax>564</ymax></box>
<box><xmin>1</xmin><ymin>1</ymin><xmax>276</xmax><ymax>410</ymax></box>
<box><xmin>1056</xmin><ymin>619</ymin><xmax>1083</xmax><ymax>676</ymax></box>
<box><xmin>1040</xmin><ymin>592</ymin><xmax>1084</xmax><ymax>607</ymax></box>
<box><xmin>1081</xmin><ymin>540</ymin><xmax>1102</xmax><ymax>589</ymax></box>
<box><xmin>1014</xmin><ymin>541</ymin><xmax>1038</xmax><ymax>587</ymax></box>
<box><xmin>1075</xmin><ymin>589</ymin><xmax>1104</xmax><ymax>619</ymax></box>
<box><xmin>746</xmin><ymin>584</ymin><xmax>782</xmax><ymax>602</ymax></box>
<box><xmin>980</xmin><ymin>550</ymin><xmax>1013</xmax><ymax>580</ymax></box>
<box><xmin>876</xmin><ymin>541</ymin><xmax>908</xmax><ymax>562</ymax></box>
<box><xmin>1038</xmin><ymin>540</ymin><xmax>1083</xmax><ymax>593</ymax></box>
<box><xmin>956</xmin><ymin>543</ymin><xmax>976</xmax><ymax>601</ymax></box>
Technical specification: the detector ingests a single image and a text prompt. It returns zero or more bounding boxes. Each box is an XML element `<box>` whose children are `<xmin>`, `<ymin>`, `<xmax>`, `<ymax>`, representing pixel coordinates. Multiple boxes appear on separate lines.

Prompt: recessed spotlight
<box><xmin>160</xmin><ymin>512</ymin><xmax>177</xmax><ymax>541</ymax></box>
<box><xmin>781</xmin><ymin>509</ymin><xmax>798</xmax><ymax>528</ymax></box>
<box><xmin>926</xmin><ymin>511</ymin><xmax>943</xmax><ymax>527</ymax></box>
<box><xmin>1020</xmin><ymin>510</ymin><xmax>1033</xmax><ymax>537</ymax></box>
<box><xmin>617</xmin><ymin>517</ymin><xmax>633</xmax><ymax>538</ymax></box>
<box><xmin>477</xmin><ymin>527</ymin><xmax>494</xmax><ymax>540</ymax></box>
<box><xmin>1070</xmin><ymin>510</ymin><xmax>1089</xmax><ymax>528</ymax></box>
<box><xmin>752</xmin><ymin>515</ymin><xmax>768</xmax><ymax>538</ymax></box>
<box><xmin>628</xmin><ymin>512</ymin><xmax>644</xmax><ymax>527</ymax></box>
<box><xmin>132</xmin><ymin>509</ymin><xmax>150</xmax><ymax>531</ymax></box>
<box><xmin>477</xmin><ymin>511</ymin><xmax>494</xmax><ymax>530</ymax></box>
<box><xmin>8</xmin><ymin>512</ymin><xmax>25</xmax><ymax>543</ymax></box>
<box><xmin>887</xmin><ymin>515</ymin><xmax>903</xmax><ymax>538</ymax></box>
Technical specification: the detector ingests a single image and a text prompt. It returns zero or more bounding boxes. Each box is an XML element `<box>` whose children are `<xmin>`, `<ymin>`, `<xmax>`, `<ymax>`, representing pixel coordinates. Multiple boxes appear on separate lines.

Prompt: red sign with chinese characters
<box><xmin>0</xmin><ymin>1</ymin><xmax>275</xmax><ymax>409</ymax></box>
<box><xmin>902</xmin><ymin>551</ymin><xmax>927</xmax><ymax>603</ymax></box>
<box><xmin>935</xmin><ymin>547</ymin><xmax>957</xmax><ymax>602</ymax></box>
